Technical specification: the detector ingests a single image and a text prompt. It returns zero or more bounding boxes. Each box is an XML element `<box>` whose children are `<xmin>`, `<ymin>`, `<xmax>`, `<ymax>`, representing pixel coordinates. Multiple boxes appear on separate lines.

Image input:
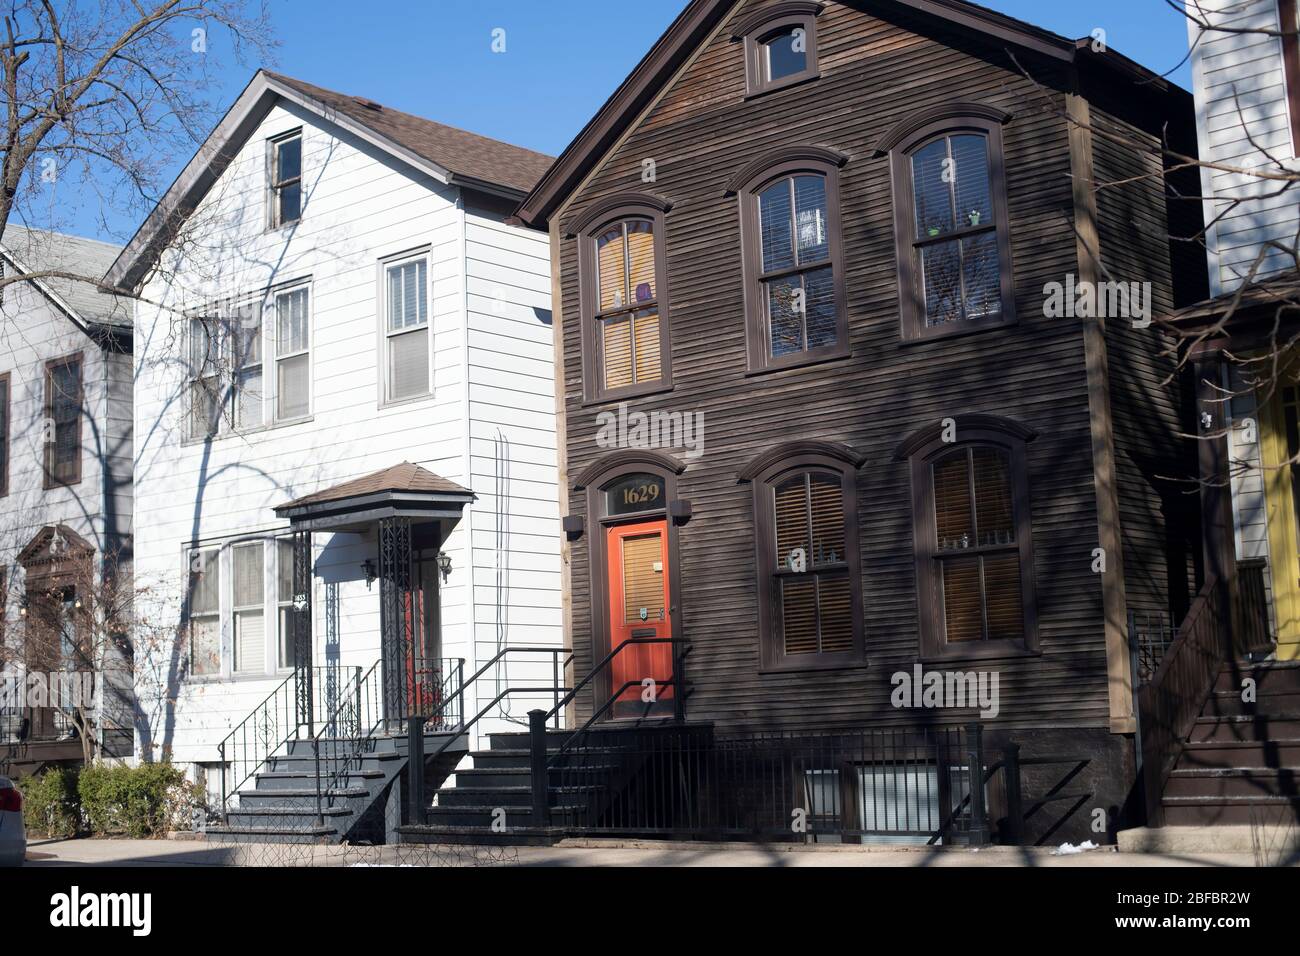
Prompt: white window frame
<box><xmin>185</xmin><ymin>283</ymin><xmax>312</xmax><ymax>439</ymax></box>
<box><xmin>268</xmin><ymin>129</ymin><xmax>303</xmax><ymax>230</ymax></box>
<box><xmin>186</xmin><ymin>547</ymin><xmax>222</xmax><ymax>678</ymax></box>
<box><xmin>379</xmin><ymin>249</ymin><xmax>433</xmax><ymax>406</ymax></box>
<box><xmin>231</xmin><ymin>542</ymin><xmax>266</xmax><ymax>676</ymax></box>
<box><xmin>184</xmin><ymin>537</ymin><xmax>299</xmax><ymax>681</ymax></box>
<box><xmin>271</xmin><ymin>282</ymin><xmax>312</xmax><ymax>423</ymax></box>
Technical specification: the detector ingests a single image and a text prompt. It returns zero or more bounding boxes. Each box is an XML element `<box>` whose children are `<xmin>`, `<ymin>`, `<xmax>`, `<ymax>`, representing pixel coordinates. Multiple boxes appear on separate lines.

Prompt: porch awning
<box><xmin>1163</xmin><ymin>269</ymin><xmax>1300</xmax><ymax>354</ymax></box>
<box><xmin>274</xmin><ymin>462</ymin><xmax>476</xmax><ymax>532</ymax></box>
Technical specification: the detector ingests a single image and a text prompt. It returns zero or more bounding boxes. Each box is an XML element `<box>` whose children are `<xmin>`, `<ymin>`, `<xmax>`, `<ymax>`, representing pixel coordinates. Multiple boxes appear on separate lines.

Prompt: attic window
<box><xmin>735</xmin><ymin>2</ymin><xmax>823</xmax><ymax>97</ymax></box>
<box><xmin>270</xmin><ymin>131</ymin><xmax>302</xmax><ymax>228</ymax></box>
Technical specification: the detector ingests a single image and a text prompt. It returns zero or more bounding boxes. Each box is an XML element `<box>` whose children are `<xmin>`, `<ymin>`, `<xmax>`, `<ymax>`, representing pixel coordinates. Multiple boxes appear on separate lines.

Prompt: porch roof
<box><xmin>274</xmin><ymin>463</ymin><xmax>475</xmax><ymax>533</ymax></box>
<box><xmin>1163</xmin><ymin>269</ymin><xmax>1300</xmax><ymax>354</ymax></box>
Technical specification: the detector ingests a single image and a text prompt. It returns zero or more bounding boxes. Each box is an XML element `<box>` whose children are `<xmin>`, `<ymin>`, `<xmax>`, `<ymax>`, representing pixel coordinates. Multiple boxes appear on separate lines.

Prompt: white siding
<box><xmin>132</xmin><ymin>100</ymin><xmax>558</xmax><ymax>768</ymax></box>
<box><xmin>0</xmin><ymin>273</ymin><xmax>133</xmax><ymax>747</ymax></box>
<box><xmin>1189</xmin><ymin>0</ymin><xmax>1300</xmax><ymax>295</ymax></box>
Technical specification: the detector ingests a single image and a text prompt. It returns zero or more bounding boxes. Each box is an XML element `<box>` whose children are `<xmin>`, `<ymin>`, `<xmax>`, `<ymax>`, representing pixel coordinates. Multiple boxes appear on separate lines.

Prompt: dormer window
<box><xmin>734</xmin><ymin>2</ymin><xmax>823</xmax><ymax>97</ymax></box>
<box><xmin>270</xmin><ymin>131</ymin><xmax>302</xmax><ymax>228</ymax></box>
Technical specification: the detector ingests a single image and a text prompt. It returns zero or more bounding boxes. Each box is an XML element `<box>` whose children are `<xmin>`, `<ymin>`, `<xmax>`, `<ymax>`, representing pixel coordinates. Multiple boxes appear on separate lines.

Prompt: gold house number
<box><xmin>622</xmin><ymin>482</ymin><xmax>661</xmax><ymax>507</ymax></box>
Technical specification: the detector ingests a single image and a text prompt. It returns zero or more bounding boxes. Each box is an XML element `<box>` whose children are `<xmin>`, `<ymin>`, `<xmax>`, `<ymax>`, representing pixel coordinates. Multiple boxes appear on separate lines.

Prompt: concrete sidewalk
<box><xmin>18</xmin><ymin>836</ymin><xmax>1268</xmax><ymax>867</ymax></box>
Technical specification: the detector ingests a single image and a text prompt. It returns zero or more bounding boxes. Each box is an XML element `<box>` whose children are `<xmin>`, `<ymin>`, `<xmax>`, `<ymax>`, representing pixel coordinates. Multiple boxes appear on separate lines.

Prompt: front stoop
<box><xmin>1118</xmin><ymin>825</ymin><xmax>1298</xmax><ymax>856</ymax></box>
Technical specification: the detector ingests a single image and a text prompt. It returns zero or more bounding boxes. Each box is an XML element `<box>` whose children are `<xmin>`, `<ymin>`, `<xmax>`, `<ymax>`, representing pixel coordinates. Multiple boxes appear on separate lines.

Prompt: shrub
<box><xmin>78</xmin><ymin>762</ymin><xmax>194</xmax><ymax>838</ymax></box>
<box><xmin>15</xmin><ymin>767</ymin><xmax>81</xmax><ymax>839</ymax></box>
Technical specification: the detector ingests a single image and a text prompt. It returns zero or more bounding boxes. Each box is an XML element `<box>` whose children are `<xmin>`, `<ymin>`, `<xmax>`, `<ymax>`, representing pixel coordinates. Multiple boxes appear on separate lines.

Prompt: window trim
<box><xmin>43</xmin><ymin>352</ymin><xmax>83</xmax><ymax>488</ymax></box>
<box><xmin>733</xmin><ymin>149</ymin><xmax>849</xmax><ymax>374</ymax></box>
<box><xmin>741</xmin><ymin>441</ymin><xmax>866</xmax><ymax>673</ymax></box>
<box><xmin>185</xmin><ymin>536</ymin><xmax>298</xmax><ymax>682</ymax></box>
<box><xmin>268</xmin><ymin>129</ymin><xmax>303</xmax><ymax>230</ymax></box>
<box><xmin>186</xmin><ymin>546</ymin><xmax>222</xmax><ymax>679</ymax></box>
<box><xmin>271</xmin><ymin>282</ymin><xmax>313</xmax><ymax>423</ymax></box>
<box><xmin>379</xmin><ymin>248</ymin><xmax>434</xmax><ymax>407</ymax></box>
<box><xmin>902</xmin><ymin>421</ymin><xmax>1039</xmax><ymax>661</ymax></box>
<box><xmin>732</xmin><ymin>1</ymin><xmax>824</xmax><ymax>97</ymax></box>
<box><xmin>575</xmin><ymin>196</ymin><xmax>674</xmax><ymax>404</ymax></box>
<box><xmin>888</xmin><ymin>114</ymin><xmax>1016</xmax><ymax>342</ymax></box>
<box><xmin>0</xmin><ymin>371</ymin><xmax>10</xmax><ymax>497</ymax></box>
<box><xmin>1282</xmin><ymin>0</ymin><xmax>1300</xmax><ymax>158</ymax></box>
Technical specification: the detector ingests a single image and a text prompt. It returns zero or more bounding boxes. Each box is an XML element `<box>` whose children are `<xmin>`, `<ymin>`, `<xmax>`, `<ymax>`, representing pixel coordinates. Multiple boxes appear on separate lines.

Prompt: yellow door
<box><xmin>1259</xmin><ymin>386</ymin><xmax>1300</xmax><ymax>660</ymax></box>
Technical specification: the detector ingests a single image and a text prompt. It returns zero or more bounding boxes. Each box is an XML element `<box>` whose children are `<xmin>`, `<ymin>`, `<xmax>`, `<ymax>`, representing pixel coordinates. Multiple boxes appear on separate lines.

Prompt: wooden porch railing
<box><xmin>1135</xmin><ymin>577</ymin><xmax>1228</xmax><ymax>826</ymax></box>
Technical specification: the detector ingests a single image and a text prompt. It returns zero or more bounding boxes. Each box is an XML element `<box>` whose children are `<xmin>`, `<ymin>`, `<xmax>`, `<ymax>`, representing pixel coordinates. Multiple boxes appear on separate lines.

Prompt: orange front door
<box><xmin>606</xmin><ymin>520</ymin><xmax>673</xmax><ymax>718</ymax></box>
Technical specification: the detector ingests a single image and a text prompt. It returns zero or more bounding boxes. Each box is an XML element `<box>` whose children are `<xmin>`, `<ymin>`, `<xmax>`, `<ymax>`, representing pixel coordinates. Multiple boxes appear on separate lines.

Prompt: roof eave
<box><xmin>514</xmin><ymin>0</ymin><xmax>1187</xmax><ymax>231</ymax></box>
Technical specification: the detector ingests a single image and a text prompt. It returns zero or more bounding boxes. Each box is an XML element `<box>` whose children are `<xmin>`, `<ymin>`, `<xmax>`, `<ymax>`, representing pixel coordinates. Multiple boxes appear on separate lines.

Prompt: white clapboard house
<box><xmin>1174</xmin><ymin>0</ymin><xmax>1300</xmax><ymax>664</ymax></box>
<box><xmin>108</xmin><ymin>71</ymin><xmax>562</xmax><ymax>840</ymax></box>
<box><xmin>0</xmin><ymin>226</ymin><xmax>135</xmax><ymax>775</ymax></box>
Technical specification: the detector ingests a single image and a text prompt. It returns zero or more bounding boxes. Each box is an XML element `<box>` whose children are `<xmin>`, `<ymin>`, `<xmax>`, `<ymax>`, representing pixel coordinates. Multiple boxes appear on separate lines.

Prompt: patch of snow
<box><xmin>1051</xmin><ymin>840</ymin><xmax>1100</xmax><ymax>856</ymax></box>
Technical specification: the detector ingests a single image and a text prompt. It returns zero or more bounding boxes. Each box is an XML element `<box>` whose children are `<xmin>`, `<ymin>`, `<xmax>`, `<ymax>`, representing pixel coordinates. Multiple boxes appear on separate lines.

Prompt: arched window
<box><xmin>731</xmin><ymin>148</ymin><xmax>849</xmax><ymax>372</ymax></box>
<box><xmin>574</xmin><ymin>196</ymin><xmax>672</xmax><ymax>402</ymax></box>
<box><xmin>899</xmin><ymin>418</ymin><xmax>1038</xmax><ymax>658</ymax></box>
<box><xmin>732</xmin><ymin>1</ymin><xmax>824</xmax><ymax>97</ymax></box>
<box><xmin>885</xmin><ymin>109</ymin><xmax>1015</xmax><ymax>340</ymax></box>
<box><xmin>741</xmin><ymin>441</ymin><xmax>864</xmax><ymax>671</ymax></box>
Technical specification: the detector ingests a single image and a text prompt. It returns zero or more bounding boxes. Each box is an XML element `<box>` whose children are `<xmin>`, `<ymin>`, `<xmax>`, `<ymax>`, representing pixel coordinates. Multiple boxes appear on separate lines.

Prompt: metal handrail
<box><xmin>548</xmin><ymin>673</ymin><xmax>686</xmax><ymax>765</ymax></box>
<box><xmin>310</xmin><ymin>659</ymin><xmax>385</xmax><ymax>824</ymax></box>
<box><xmin>423</xmin><ymin>645</ymin><xmax>573</xmax><ymax>729</ymax></box>
<box><xmin>217</xmin><ymin>666</ymin><xmax>346</xmax><ymax>816</ymax></box>
<box><xmin>544</xmin><ymin>636</ymin><xmax>689</xmax><ymax>723</ymax></box>
<box><xmin>426</xmin><ymin>685</ymin><xmax>574</xmax><ymax>766</ymax></box>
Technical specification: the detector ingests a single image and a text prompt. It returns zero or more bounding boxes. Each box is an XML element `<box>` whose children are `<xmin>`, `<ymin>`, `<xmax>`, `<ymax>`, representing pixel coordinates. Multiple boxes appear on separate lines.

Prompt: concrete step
<box><xmin>253</xmin><ymin>769</ymin><xmax>385</xmax><ymax>791</ymax></box>
<box><xmin>423</xmin><ymin>804</ymin><xmax>587</xmax><ymax>829</ymax></box>
<box><xmin>436</xmin><ymin>784</ymin><xmax>606</xmax><ymax>809</ymax></box>
<box><xmin>206</xmin><ymin>824</ymin><xmax>338</xmax><ymax>844</ymax></box>
<box><xmin>396</xmin><ymin>824</ymin><xmax>566</xmax><ymax>847</ymax></box>
<box><xmin>1118</xmin><ymin>825</ymin><xmax>1294</xmax><ymax>854</ymax></box>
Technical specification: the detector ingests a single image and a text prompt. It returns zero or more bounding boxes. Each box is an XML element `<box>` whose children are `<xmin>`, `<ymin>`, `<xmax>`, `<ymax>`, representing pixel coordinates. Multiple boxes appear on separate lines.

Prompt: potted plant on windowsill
<box><xmin>926</xmin><ymin>219</ymin><xmax>943</xmax><ymax>238</ymax></box>
<box><xmin>967</xmin><ymin>209</ymin><xmax>983</xmax><ymax>227</ymax></box>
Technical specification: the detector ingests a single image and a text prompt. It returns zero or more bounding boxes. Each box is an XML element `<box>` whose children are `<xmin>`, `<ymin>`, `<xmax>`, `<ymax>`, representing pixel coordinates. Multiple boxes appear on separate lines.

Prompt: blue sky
<box><xmin>71</xmin><ymin>0</ymin><xmax>1196</xmax><ymax>242</ymax></box>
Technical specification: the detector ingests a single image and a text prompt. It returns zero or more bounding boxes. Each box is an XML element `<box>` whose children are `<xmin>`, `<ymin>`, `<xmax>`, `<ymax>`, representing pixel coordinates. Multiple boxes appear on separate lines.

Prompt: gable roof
<box><xmin>106</xmin><ymin>70</ymin><xmax>555</xmax><ymax>292</ymax></box>
<box><xmin>513</xmin><ymin>0</ymin><xmax>1191</xmax><ymax>230</ymax></box>
<box><xmin>1</xmin><ymin>225</ymin><xmax>130</xmax><ymax>335</ymax></box>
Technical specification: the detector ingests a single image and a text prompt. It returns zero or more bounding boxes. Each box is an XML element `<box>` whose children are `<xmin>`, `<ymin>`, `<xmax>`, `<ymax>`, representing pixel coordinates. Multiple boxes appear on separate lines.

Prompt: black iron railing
<box><xmin>1128</xmin><ymin>608</ymin><xmax>1175</xmax><ymax>688</ymax></box>
<box><xmin>309</xmin><ymin>657</ymin><xmax>467</xmax><ymax>824</ymax></box>
<box><xmin>416</xmin><ymin>646</ymin><xmax>573</xmax><ymax>773</ymax></box>
<box><xmin>218</xmin><ymin>665</ymin><xmax>356</xmax><ymax>815</ymax></box>
<box><xmin>539</xmin><ymin>722</ymin><xmax>990</xmax><ymax>844</ymax></box>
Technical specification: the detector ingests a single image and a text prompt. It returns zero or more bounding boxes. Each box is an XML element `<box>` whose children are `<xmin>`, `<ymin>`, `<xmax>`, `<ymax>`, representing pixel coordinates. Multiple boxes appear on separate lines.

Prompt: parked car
<box><xmin>0</xmin><ymin>776</ymin><xmax>25</xmax><ymax>866</ymax></box>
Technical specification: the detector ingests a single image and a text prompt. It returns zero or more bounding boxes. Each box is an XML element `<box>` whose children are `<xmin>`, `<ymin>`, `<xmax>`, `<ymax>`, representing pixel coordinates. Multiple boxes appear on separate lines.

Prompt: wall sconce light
<box><xmin>437</xmin><ymin>551</ymin><xmax>452</xmax><ymax>582</ymax></box>
<box><xmin>562</xmin><ymin>515</ymin><xmax>585</xmax><ymax>540</ymax></box>
<box><xmin>18</xmin><ymin>597</ymin><xmax>28</xmax><ymax>618</ymax></box>
<box><xmin>361</xmin><ymin>559</ymin><xmax>376</xmax><ymax>589</ymax></box>
<box><xmin>73</xmin><ymin>595</ymin><xmax>83</xmax><ymax>610</ymax></box>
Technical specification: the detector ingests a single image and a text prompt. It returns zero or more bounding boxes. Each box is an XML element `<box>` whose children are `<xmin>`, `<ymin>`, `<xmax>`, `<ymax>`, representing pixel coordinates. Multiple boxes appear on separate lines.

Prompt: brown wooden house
<box><xmin>504</xmin><ymin>0</ymin><xmax>1212</xmax><ymax>843</ymax></box>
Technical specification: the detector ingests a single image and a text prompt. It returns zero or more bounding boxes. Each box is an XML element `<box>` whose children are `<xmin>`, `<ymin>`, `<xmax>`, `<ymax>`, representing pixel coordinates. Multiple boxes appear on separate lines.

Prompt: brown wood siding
<box><xmin>555</xmin><ymin>0</ymin><xmax>1187</xmax><ymax>734</ymax></box>
<box><xmin>1087</xmin><ymin>95</ymin><xmax>1203</xmax><ymax>627</ymax></box>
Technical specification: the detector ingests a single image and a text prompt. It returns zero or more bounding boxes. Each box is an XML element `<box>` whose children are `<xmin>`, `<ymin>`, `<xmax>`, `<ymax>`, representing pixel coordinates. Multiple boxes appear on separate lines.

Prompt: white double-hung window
<box><xmin>384</xmin><ymin>255</ymin><xmax>430</xmax><ymax>402</ymax></box>
<box><xmin>185</xmin><ymin>537</ymin><xmax>300</xmax><ymax>680</ymax></box>
<box><xmin>274</xmin><ymin>286</ymin><xmax>311</xmax><ymax>420</ymax></box>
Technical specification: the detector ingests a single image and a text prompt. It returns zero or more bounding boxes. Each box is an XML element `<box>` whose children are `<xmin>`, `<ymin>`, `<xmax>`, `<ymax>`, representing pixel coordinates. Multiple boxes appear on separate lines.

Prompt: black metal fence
<box><xmin>542</xmin><ymin>722</ymin><xmax>991</xmax><ymax>844</ymax></box>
